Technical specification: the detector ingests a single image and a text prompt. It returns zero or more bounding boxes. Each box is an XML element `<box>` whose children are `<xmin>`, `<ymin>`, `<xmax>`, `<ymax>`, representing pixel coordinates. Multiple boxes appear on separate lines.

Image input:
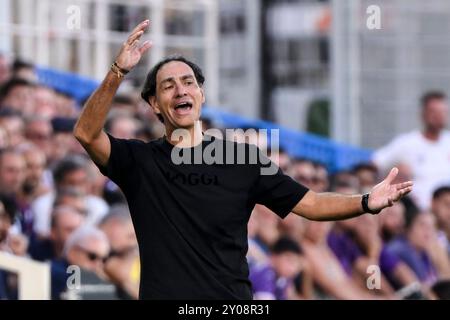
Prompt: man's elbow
<box><xmin>73</xmin><ymin>125</ymin><xmax>93</xmax><ymax>145</ymax></box>
<box><xmin>293</xmin><ymin>191</ymin><xmax>322</xmax><ymax>221</ymax></box>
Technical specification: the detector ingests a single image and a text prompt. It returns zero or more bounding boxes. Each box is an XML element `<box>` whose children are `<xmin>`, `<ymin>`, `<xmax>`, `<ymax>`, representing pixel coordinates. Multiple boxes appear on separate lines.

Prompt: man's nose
<box><xmin>174</xmin><ymin>84</ymin><xmax>187</xmax><ymax>97</ymax></box>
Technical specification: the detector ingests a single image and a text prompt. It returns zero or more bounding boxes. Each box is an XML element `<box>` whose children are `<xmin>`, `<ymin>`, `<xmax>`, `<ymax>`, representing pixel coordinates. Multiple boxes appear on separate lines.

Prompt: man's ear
<box><xmin>149</xmin><ymin>96</ymin><xmax>162</xmax><ymax>116</ymax></box>
<box><xmin>201</xmin><ymin>87</ymin><xmax>205</xmax><ymax>104</ymax></box>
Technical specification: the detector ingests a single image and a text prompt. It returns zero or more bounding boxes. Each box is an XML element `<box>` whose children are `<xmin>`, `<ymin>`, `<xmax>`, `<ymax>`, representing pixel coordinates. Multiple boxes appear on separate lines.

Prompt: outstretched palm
<box><xmin>368</xmin><ymin>167</ymin><xmax>413</xmax><ymax>212</ymax></box>
<box><xmin>115</xmin><ymin>20</ymin><xmax>153</xmax><ymax>71</ymax></box>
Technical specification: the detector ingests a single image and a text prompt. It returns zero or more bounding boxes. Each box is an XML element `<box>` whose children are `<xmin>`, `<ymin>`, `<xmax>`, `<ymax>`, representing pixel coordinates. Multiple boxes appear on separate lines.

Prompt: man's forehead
<box><xmin>157</xmin><ymin>61</ymin><xmax>195</xmax><ymax>82</ymax></box>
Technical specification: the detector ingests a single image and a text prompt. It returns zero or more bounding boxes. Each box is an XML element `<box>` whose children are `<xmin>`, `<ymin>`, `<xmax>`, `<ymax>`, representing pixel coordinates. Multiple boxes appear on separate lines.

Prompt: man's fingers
<box><xmin>139</xmin><ymin>40</ymin><xmax>153</xmax><ymax>55</ymax></box>
<box><xmin>385</xmin><ymin>167</ymin><xmax>399</xmax><ymax>184</ymax></box>
<box><xmin>395</xmin><ymin>181</ymin><xmax>413</xmax><ymax>190</ymax></box>
<box><xmin>127</xmin><ymin>30</ymin><xmax>144</xmax><ymax>46</ymax></box>
<box><xmin>130</xmin><ymin>19</ymin><xmax>149</xmax><ymax>36</ymax></box>
<box><xmin>395</xmin><ymin>186</ymin><xmax>412</xmax><ymax>200</ymax></box>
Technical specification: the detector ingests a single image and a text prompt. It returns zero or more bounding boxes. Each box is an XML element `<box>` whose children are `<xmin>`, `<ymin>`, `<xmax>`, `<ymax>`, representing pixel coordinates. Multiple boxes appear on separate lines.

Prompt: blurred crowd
<box><xmin>0</xmin><ymin>52</ymin><xmax>449</xmax><ymax>300</ymax></box>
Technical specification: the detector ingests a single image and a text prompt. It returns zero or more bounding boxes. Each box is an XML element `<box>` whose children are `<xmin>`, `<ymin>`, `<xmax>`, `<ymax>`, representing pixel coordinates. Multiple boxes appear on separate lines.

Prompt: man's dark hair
<box><xmin>12</xmin><ymin>59</ymin><xmax>34</xmax><ymax>73</ymax></box>
<box><xmin>141</xmin><ymin>55</ymin><xmax>205</xmax><ymax>123</ymax></box>
<box><xmin>432</xmin><ymin>186</ymin><xmax>450</xmax><ymax>200</ymax></box>
<box><xmin>421</xmin><ymin>91</ymin><xmax>446</xmax><ymax>109</ymax></box>
<box><xmin>271</xmin><ymin>236</ymin><xmax>302</xmax><ymax>255</ymax></box>
<box><xmin>53</xmin><ymin>155</ymin><xmax>88</xmax><ymax>186</ymax></box>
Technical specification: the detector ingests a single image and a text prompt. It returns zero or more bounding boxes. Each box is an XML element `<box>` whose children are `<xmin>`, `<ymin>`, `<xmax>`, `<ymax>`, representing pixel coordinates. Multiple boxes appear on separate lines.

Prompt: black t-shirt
<box><xmin>96</xmin><ymin>134</ymin><xmax>308</xmax><ymax>300</ymax></box>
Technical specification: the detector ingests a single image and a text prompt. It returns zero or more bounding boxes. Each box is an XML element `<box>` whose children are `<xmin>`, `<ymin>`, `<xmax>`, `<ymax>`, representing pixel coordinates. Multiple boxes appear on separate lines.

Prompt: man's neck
<box><xmin>165</xmin><ymin>121</ymin><xmax>203</xmax><ymax>148</ymax></box>
<box><xmin>422</xmin><ymin>128</ymin><xmax>441</xmax><ymax>142</ymax></box>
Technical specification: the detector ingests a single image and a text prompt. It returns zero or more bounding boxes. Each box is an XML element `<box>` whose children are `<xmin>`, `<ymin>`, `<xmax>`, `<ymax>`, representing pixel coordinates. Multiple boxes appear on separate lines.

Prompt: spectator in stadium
<box><xmin>24</xmin><ymin>116</ymin><xmax>53</xmax><ymax>158</ymax></box>
<box><xmin>11</xmin><ymin>59</ymin><xmax>37</xmax><ymax>83</ymax></box>
<box><xmin>49</xmin><ymin>117</ymin><xmax>82</xmax><ymax>165</ymax></box>
<box><xmin>288</xmin><ymin>158</ymin><xmax>316</xmax><ymax>189</ymax></box>
<box><xmin>29</xmin><ymin>205</ymin><xmax>84</xmax><ymax>261</ymax></box>
<box><xmin>0</xmin><ymin>78</ymin><xmax>36</xmax><ymax>116</ymax></box>
<box><xmin>13</xmin><ymin>145</ymin><xmax>49</xmax><ymax>236</ymax></box>
<box><xmin>302</xmin><ymin>220</ymin><xmax>378</xmax><ymax>299</ymax></box>
<box><xmin>373</xmin><ymin>91</ymin><xmax>450</xmax><ymax>210</ymax></box>
<box><xmin>31</xmin><ymin>155</ymin><xmax>108</xmax><ymax>237</ymax></box>
<box><xmin>105</xmin><ymin>113</ymin><xmax>141</xmax><ymax>140</ymax></box>
<box><xmin>353</xmin><ymin>163</ymin><xmax>379</xmax><ymax>194</ymax></box>
<box><xmin>0</xmin><ymin>149</ymin><xmax>26</xmax><ymax>196</ymax></box>
<box><xmin>312</xmin><ymin>162</ymin><xmax>329</xmax><ymax>192</ymax></box>
<box><xmin>34</xmin><ymin>85</ymin><xmax>58</xmax><ymax>119</ymax></box>
<box><xmin>350</xmin><ymin>214</ymin><xmax>419</xmax><ymax>295</ymax></box>
<box><xmin>99</xmin><ymin>204</ymin><xmax>140</xmax><ymax>299</ymax></box>
<box><xmin>431</xmin><ymin>186</ymin><xmax>450</xmax><ymax>255</ymax></box>
<box><xmin>0</xmin><ymin>193</ymin><xmax>27</xmax><ymax>256</ymax></box>
<box><xmin>0</xmin><ymin>110</ymin><xmax>25</xmax><ymax>147</ymax></box>
<box><xmin>50</xmin><ymin>226</ymin><xmax>111</xmax><ymax>299</ymax></box>
<box><xmin>385</xmin><ymin>211</ymin><xmax>449</xmax><ymax>285</ymax></box>
<box><xmin>379</xmin><ymin>201</ymin><xmax>406</xmax><ymax>242</ymax></box>
<box><xmin>250</xmin><ymin>236</ymin><xmax>310</xmax><ymax>300</ymax></box>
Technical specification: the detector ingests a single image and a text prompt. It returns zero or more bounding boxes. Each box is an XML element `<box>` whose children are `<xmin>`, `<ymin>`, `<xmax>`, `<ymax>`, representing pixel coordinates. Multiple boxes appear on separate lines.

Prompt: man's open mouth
<box><xmin>174</xmin><ymin>102</ymin><xmax>193</xmax><ymax>115</ymax></box>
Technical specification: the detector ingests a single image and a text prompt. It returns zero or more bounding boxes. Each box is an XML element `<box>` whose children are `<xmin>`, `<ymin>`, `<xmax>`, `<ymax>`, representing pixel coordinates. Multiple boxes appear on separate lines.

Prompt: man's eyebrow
<box><xmin>159</xmin><ymin>74</ymin><xmax>195</xmax><ymax>86</ymax></box>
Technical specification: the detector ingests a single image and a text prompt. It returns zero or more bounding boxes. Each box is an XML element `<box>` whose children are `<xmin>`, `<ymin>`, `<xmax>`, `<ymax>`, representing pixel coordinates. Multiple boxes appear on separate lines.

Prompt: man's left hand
<box><xmin>368</xmin><ymin>167</ymin><xmax>413</xmax><ymax>212</ymax></box>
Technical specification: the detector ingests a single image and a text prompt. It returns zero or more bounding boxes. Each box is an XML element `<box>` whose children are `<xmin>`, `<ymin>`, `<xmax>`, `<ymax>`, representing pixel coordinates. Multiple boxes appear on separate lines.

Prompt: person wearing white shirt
<box><xmin>373</xmin><ymin>91</ymin><xmax>450</xmax><ymax>210</ymax></box>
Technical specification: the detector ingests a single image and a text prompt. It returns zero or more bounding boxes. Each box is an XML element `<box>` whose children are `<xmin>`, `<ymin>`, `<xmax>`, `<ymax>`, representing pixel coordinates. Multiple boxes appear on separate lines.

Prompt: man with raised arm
<box><xmin>74</xmin><ymin>20</ymin><xmax>413</xmax><ymax>300</ymax></box>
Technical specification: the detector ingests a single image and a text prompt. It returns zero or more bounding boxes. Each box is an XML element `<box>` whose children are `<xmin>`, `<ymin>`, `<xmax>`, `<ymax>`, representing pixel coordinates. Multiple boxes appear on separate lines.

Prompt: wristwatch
<box><xmin>361</xmin><ymin>193</ymin><xmax>381</xmax><ymax>215</ymax></box>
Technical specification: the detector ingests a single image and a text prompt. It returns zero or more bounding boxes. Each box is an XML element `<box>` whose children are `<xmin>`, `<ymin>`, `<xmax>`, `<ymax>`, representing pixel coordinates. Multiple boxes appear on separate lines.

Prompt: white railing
<box><xmin>0</xmin><ymin>252</ymin><xmax>50</xmax><ymax>300</ymax></box>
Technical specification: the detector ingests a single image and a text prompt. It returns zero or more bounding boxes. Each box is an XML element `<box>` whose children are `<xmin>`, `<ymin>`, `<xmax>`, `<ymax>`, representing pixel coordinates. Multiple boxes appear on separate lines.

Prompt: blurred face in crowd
<box><xmin>150</xmin><ymin>61</ymin><xmax>205</xmax><ymax>131</ymax></box>
<box><xmin>51</xmin><ymin>208</ymin><xmax>84</xmax><ymax>252</ymax></box>
<box><xmin>23</xmin><ymin>148</ymin><xmax>46</xmax><ymax>193</ymax></box>
<box><xmin>68</xmin><ymin>237</ymin><xmax>109</xmax><ymax>273</ymax></box>
<box><xmin>0</xmin><ymin>116</ymin><xmax>25</xmax><ymax>147</ymax></box>
<box><xmin>355</xmin><ymin>167</ymin><xmax>378</xmax><ymax>193</ymax></box>
<box><xmin>60</xmin><ymin>169</ymin><xmax>89</xmax><ymax>195</ymax></box>
<box><xmin>379</xmin><ymin>201</ymin><xmax>405</xmax><ymax>238</ymax></box>
<box><xmin>68</xmin><ymin>236</ymin><xmax>110</xmax><ymax>274</ymax></box>
<box><xmin>407</xmin><ymin>212</ymin><xmax>437</xmax><ymax>251</ymax></box>
<box><xmin>0</xmin><ymin>202</ymin><xmax>11</xmax><ymax>243</ymax></box>
<box><xmin>25</xmin><ymin>119</ymin><xmax>52</xmax><ymax>155</ymax></box>
<box><xmin>2</xmin><ymin>84</ymin><xmax>35</xmax><ymax>115</ymax></box>
<box><xmin>422</xmin><ymin>98</ymin><xmax>448</xmax><ymax>132</ymax></box>
<box><xmin>290</xmin><ymin>161</ymin><xmax>316</xmax><ymax>189</ymax></box>
<box><xmin>0</xmin><ymin>151</ymin><xmax>26</xmax><ymax>194</ymax></box>
<box><xmin>110</xmin><ymin>117</ymin><xmax>139</xmax><ymax>140</ymax></box>
<box><xmin>271</xmin><ymin>251</ymin><xmax>302</xmax><ymax>279</ymax></box>
<box><xmin>55</xmin><ymin>193</ymin><xmax>88</xmax><ymax>216</ymax></box>
<box><xmin>313</xmin><ymin>166</ymin><xmax>329</xmax><ymax>192</ymax></box>
<box><xmin>34</xmin><ymin>86</ymin><xmax>57</xmax><ymax>119</ymax></box>
<box><xmin>432</xmin><ymin>191</ymin><xmax>450</xmax><ymax>233</ymax></box>
<box><xmin>100</xmin><ymin>218</ymin><xmax>137</xmax><ymax>256</ymax></box>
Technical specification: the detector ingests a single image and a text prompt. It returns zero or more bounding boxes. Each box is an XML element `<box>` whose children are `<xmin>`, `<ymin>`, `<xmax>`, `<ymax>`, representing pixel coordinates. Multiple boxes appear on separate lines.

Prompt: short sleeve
<box><xmin>252</xmin><ymin>148</ymin><xmax>309</xmax><ymax>219</ymax></box>
<box><xmin>95</xmin><ymin>133</ymin><xmax>138</xmax><ymax>187</ymax></box>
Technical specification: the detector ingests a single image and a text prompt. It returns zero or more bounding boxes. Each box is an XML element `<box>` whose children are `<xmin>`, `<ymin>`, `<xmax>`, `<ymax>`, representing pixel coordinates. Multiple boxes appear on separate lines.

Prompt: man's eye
<box><xmin>164</xmin><ymin>85</ymin><xmax>173</xmax><ymax>90</ymax></box>
<box><xmin>185</xmin><ymin>80</ymin><xmax>194</xmax><ymax>85</ymax></box>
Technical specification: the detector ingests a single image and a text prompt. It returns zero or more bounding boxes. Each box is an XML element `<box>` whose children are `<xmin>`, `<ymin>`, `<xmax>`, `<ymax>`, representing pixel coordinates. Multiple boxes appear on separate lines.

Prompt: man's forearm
<box><xmin>294</xmin><ymin>191</ymin><xmax>365</xmax><ymax>221</ymax></box>
<box><xmin>74</xmin><ymin>70</ymin><xmax>122</xmax><ymax>143</ymax></box>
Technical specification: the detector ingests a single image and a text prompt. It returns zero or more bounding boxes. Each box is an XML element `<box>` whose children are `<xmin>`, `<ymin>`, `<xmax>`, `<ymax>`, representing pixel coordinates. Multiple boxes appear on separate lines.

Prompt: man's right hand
<box><xmin>115</xmin><ymin>20</ymin><xmax>152</xmax><ymax>71</ymax></box>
